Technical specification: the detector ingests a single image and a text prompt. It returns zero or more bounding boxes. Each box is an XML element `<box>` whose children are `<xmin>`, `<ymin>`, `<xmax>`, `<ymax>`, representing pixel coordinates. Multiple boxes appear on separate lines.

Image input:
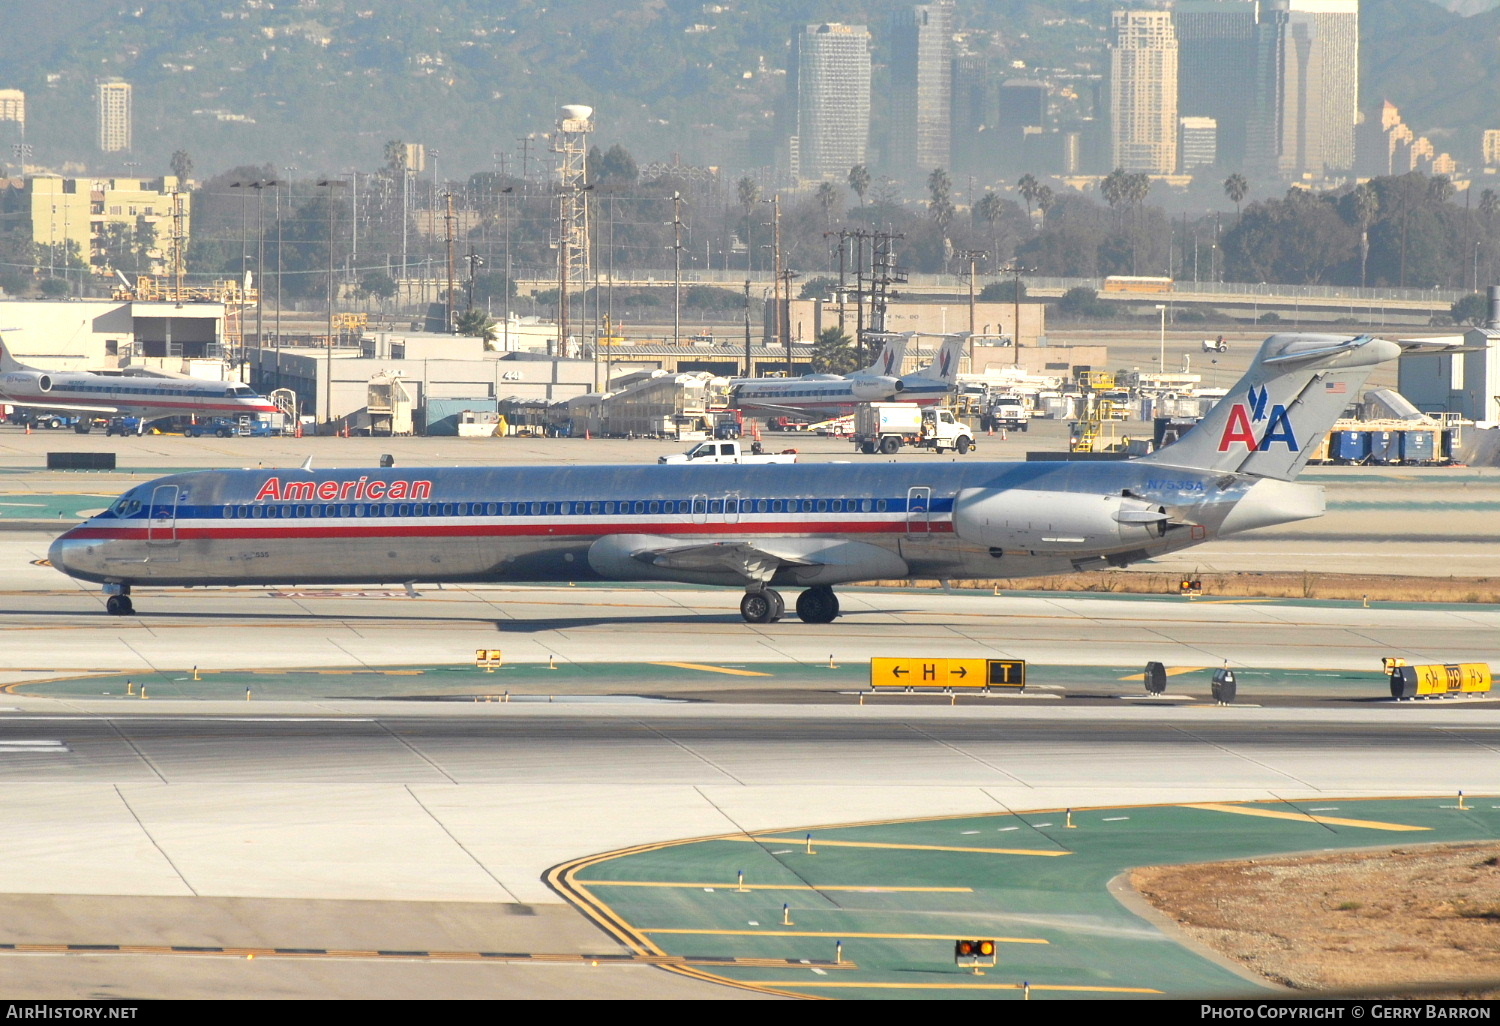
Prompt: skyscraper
<box><xmin>789</xmin><ymin>23</ymin><xmax>872</xmax><ymax>182</ymax></box>
<box><xmin>1174</xmin><ymin>0</ymin><xmax>1258</xmax><ymax>171</ymax></box>
<box><xmin>889</xmin><ymin>0</ymin><xmax>955</xmax><ymax>184</ymax></box>
<box><xmin>1110</xmin><ymin>10</ymin><xmax>1178</xmax><ymax>174</ymax></box>
<box><xmin>96</xmin><ymin>79</ymin><xmax>132</xmax><ymax>153</ymax></box>
<box><xmin>1249</xmin><ymin>0</ymin><xmax>1359</xmax><ymax>178</ymax></box>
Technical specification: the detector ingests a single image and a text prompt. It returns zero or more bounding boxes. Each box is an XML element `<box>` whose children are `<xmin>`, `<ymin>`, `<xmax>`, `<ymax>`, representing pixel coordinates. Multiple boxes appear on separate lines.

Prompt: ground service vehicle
<box><xmin>986</xmin><ymin>397</ymin><xmax>1029</xmax><ymax>432</ymax></box>
<box><xmin>855</xmin><ymin>403</ymin><xmax>974</xmax><ymax>455</ymax></box>
<box><xmin>658</xmin><ymin>440</ymin><xmax>798</xmax><ymax>465</ymax></box>
<box><xmin>49</xmin><ymin>334</ymin><xmax>1421</xmax><ymax>624</ymax></box>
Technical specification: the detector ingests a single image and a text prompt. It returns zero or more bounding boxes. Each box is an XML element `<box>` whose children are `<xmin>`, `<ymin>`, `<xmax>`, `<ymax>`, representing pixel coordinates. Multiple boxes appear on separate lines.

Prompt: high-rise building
<box><xmin>950</xmin><ymin>55</ymin><xmax>998</xmax><ymax>178</ymax></box>
<box><xmin>788</xmin><ymin>23</ymin><xmax>871</xmax><ymax>182</ymax></box>
<box><xmin>0</xmin><ymin>89</ymin><xmax>24</xmax><ymax>125</ymax></box>
<box><xmin>1484</xmin><ymin>130</ymin><xmax>1500</xmax><ymax>169</ymax></box>
<box><xmin>96</xmin><ymin>79</ymin><xmax>132</xmax><ymax>153</ymax></box>
<box><xmin>998</xmin><ymin>80</ymin><xmax>1048</xmax><ymax>132</ymax></box>
<box><xmin>1174</xmin><ymin>1</ymin><xmax>1258</xmax><ymax>171</ymax></box>
<box><xmin>1179</xmin><ymin>116</ymin><xmax>1219</xmax><ymax>170</ymax></box>
<box><xmin>889</xmin><ymin>0</ymin><xmax>955</xmax><ymax>183</ymax></box>
<box><xmin>1110</xmin><ymin>11</ymin><xmax>1179</xmax><ymax>174</ymax></box>
<box><xmin>1249</xmin><ymin>0</ymin><xmax>1359</xmax><ymax>178</ymax></box>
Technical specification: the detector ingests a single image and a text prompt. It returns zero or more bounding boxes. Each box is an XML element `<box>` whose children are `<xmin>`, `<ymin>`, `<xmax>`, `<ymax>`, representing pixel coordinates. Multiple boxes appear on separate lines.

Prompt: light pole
<box><xmin>1156</xmin><ymin>303</ymin><xmax>1167</xmax><ymax>374</ymax></box>
<box><xmin>317</xmin><ymin>179</ymin><xmax>346</xmax><ymax>429</ymax></box>
<box><xmin>997</xmin><ymin>264</ymin><xmax>1031</xmax><ymax>366</ymax></box>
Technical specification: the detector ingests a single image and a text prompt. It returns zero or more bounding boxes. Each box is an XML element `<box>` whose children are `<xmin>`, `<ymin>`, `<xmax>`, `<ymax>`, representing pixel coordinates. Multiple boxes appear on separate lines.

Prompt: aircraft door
<box><xmin>691</xmin><ymin>494</ymin><xmax>708</xmax><ymax>525</ymax></box>
<box><xmin>147</xmin><ymin>485</ymin><xmax>179</xmax><ymax>546</ymax></box>
<box><xmin>906</xmin><ymin>486</ymin><xmax>932</xmax><ymax>535</ymax></box>
<box><xmin>724</xmin><ymin>492</ymin><xmax>741</xmax><ymax>525</ymax></box>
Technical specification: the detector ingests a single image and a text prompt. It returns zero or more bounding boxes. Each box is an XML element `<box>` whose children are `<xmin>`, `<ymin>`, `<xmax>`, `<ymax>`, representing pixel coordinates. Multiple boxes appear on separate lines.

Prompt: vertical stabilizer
<box><xmin>910</xmin><ymin>334</ymin><xmax>967</xmax><ymax>386</ymax></box>
<box><xmin>0</xmin><ymin>335</ymin><xmax>31</xmax><ymax>374</ymax></box>
<box><xmin>1139</xmin><ymin>333</ymin><xmax>1400</xmax><ymax>481</ymax></box>
<box><xmin>860</xmin><ymin>332</ymin><xmax>912</xmax><ymax>377</ymax></box>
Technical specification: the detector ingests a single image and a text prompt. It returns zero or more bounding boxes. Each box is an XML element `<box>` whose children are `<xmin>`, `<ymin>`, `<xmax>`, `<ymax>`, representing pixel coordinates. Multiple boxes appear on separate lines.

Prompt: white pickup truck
<box><xmin>657</xmin><ymin>440</ymin><xmax>799</xmax><ymax>465</ymax></box>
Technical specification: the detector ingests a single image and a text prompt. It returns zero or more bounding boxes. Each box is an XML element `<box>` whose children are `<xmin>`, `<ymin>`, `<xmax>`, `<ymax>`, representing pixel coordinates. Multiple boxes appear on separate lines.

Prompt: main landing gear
<box><xmin>739</xmin><ymin>586</ymin><xmax>839</xmax><ymax>625</ymax></box>
<box><xmin>104</xmin><ymin>586</ymin><xmax>134</xmax><ymax>616</ymax></box>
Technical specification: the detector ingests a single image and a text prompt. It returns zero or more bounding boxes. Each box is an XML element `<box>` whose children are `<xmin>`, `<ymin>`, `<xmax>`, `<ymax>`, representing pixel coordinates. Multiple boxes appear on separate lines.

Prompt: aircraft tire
<box><xmin>767</xmin><ymin>589</ymin><xmax>785</xmax><ymax>622</ymax></box>
<box><xmin>740</xmin><ymin>591</ymin><xmax>775</xmax><ymax>625</ymax></box>
<box><xmin>105</xmin><ymin>595</ymin><xmax>133</xmax><ymax>616</ymax></box>
<box><xmin>796</xmin><ymin>586</ymin><xmax>839</xmax><ymax>624</ymax></box>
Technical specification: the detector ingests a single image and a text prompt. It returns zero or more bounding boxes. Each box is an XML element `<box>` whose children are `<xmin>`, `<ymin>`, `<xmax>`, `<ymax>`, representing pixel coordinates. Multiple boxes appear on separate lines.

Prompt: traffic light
<box><xmin>954</xmin><ymin>939</ymin><xmax>996</xmax><ymax>960</ymax></box>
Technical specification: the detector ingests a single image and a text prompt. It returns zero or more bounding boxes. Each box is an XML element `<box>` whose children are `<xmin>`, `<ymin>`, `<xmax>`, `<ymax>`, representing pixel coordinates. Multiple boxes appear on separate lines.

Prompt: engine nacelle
<box><xmin>953</xmin><ymin>487</ymin><xmax>1168</xmax><ymax>553</ymax></box>
<box><xmin>849</xmin><ymin>376</ymin><xmax>901</xmax><ymax>401</ymax></box>
<box><xmin>1</xmin><ymin>370</ymin><xmax>48</xmax><ymax>393</ymax></box>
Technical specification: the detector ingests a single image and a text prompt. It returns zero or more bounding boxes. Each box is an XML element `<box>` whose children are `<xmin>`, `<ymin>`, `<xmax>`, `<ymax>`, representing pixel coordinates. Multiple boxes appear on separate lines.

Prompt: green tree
<box><xmin>1036</xmin><ymin>185</ymin><xmax>1056</xmax><ymax>230</ymax></box>
<box><xmin>169</xmin><ymin>150</ymin><xmax>193</xmax><ymax>185</ymax></box>
<box><xmin>814</xmin><ymin>181</ymin><xmax>841</xmax><ymax>228</ymax></box>
<box><xmin>1223</xmin><ymin>187</ymin><xmax>1356</xmax><ymax>286</ymax></box>
<box><xmin>1224</xmin><ymin>173</ymin><xmax>1250</xmax><ymax>220</ymax></box>
<box><xmin>1451</xmin><ymin>292</ymin><xmax>1489</xmax><ymax>325</ymax></box>
<box><xmin>736</xmin><ymin>176</ymin><xmax>760</xmax><ymax>215</ymax></box>
<box><xmin>979</xmin><ymin>280</ymin><xmax>1026</xmax><ymax>303</ymax></box>
<box><xmin>847</xmin><ymin>164</ymin><xmax>870</xmax><ymax>207</ymax></box>
<box><xmin>798</xmin><ymin>275</ymin><xmax>838</xmax><ymax>300</ymax></box>
<box><xmin>1056</xmin><ymin>286</ymin><xmax>1110</xmax><ymax>318</ymax></box>
<box><xmin>927</xmin><ymin>167</ymin><xmax>954</xmax><ymax>229</ymax></box>
<box><xmin>810</xmin><ymin>325</ymin><xmax>859</xmax><ymax>374</ymax></box>
<box><xmin>454</xmin><ymin>308</ymin><xmax>497</xmax><ymax>343</ymax></box>
<box><xmin>1017</xmin><ymin>173</ymin><xmax>1040</xmax><ymax>221</ymax></box>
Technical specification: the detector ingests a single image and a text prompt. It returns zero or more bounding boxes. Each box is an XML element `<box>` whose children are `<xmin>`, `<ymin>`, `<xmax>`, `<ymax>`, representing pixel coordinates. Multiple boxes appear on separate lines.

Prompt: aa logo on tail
<box><xmin>938</xmin><ymin>349</ymin><xmax>953</xmax><ymax>379</ymax></box>
<box><xmin>883</xmin><ymin>350</ymin><xmax>897</xmax><ymax>374</ymax></box>
<box><xmin>1217</xmin><ymin>385</ymin><xmax>1299</xmax><ymax>453</ymax></box>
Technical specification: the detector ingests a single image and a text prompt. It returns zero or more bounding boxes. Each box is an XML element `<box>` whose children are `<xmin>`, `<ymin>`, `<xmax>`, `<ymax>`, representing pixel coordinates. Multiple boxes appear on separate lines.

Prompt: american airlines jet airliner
<box><xmin>727</xmin><ymin>333</ymin><xmax>964</xmax><ymax>418</ymax></box>
<box><xmin>51</xmin><ymin>333</ymin><xmax>1401</xmax><ymax>621</ymax></box>
<box><xmin>0</xmin><ymin>336</ymin><xmax>278</xmax><ymax>428</ymax></box>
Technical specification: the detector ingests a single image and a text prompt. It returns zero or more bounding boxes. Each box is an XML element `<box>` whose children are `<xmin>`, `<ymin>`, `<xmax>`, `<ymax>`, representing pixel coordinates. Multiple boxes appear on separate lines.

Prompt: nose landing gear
<box><xmin>104</xmin><ymin>586</ymin><xmax>134</xmax><ymax>616</ymax></box>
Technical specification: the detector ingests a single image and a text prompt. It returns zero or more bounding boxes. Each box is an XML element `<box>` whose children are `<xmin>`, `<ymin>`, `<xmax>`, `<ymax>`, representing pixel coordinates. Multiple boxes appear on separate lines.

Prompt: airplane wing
<box><xmin>635</xmin><ymin>539</ymin><xmax>820</xmax><ymax>583</ymax></box>
<box><xmin>0</xmin><ymin>397</ymin><xmax>121</xmax><ymax>414</ymax></box>
<box><xmin>732</xmin><ymin>399</ymin><xmax>825</xmax><ymax>417</ymax></box>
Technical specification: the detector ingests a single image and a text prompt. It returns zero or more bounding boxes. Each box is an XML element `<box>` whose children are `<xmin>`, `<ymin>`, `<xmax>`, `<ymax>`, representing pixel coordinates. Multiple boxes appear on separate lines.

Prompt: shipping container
<box><xmin>1368</xmin><ymin>430</ymin><xmax>1400</xmax><ymax>464</ymax></box>
<box><xmin>1399</xmin><ymin>429</ymin><xmax>1436</xmax><ymax>464</ymax></box>
<box><xmin>1332</xmin><ymin>430</ymin><xmax>1370</xmax><ymax>464</ymax></box>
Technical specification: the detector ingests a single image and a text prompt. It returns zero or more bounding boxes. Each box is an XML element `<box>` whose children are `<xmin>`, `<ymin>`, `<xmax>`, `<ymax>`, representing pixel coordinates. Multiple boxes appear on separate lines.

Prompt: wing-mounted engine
<box><xmin>952</xmin><ymin>488</ymin><xmax>1173</xmax><ymax>553</ymax></box>
<box><xmin>849</xmin><ymin>376</ymin><xmax>902</xmax><ymax>401</ymax></box>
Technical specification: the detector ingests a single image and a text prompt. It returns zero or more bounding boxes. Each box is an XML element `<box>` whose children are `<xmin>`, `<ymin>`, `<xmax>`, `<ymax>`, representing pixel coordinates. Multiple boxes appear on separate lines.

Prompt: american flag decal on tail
<box><xmin>1325</xmin><ymin>381</ymin><xmax>1348</xmax><ymax>394</ymax></box>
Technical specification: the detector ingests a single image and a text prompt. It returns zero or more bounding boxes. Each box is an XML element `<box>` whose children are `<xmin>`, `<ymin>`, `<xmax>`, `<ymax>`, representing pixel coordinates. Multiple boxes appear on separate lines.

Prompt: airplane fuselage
<box><xmin>49</xmin><ymin>460</ymin><xmax>1315</xmax><ymax>591</ymax></box>
<box><xmin>0</xmin><ymin>369</ymin><xmax>277</xmax><ymax>422</ymax></box>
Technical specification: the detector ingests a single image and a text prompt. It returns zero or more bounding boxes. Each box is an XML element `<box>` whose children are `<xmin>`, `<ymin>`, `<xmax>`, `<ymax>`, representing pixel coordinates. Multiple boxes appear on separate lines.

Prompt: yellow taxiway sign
<box><xmin>870</xmin><ymin>658</ymin><xmax>1026</xmax><ymax>689</ymax></box>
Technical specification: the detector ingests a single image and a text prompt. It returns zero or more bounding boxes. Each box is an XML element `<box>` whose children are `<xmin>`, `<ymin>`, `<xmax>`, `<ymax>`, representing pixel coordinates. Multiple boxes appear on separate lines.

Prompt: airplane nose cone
<box><xmin>48</xmin><ymin>531</ymin><xmax>92</xmax><ymax>580</ymax></box>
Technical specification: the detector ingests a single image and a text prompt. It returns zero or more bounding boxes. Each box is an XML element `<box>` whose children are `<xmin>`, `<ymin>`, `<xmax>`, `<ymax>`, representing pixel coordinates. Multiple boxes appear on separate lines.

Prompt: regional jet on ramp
<box><xmin>727</xmin><ymin>333</ymin><xmax>965</xmax><ymax>418</ymax></box>
<box><xmin>52</xmin><ymin>333</ymin><xmax>1400</xmax><ymax>621</ymax></box>
<box><xmin>0</xmin><ymin>335</ymin><xmax>278</xmax><ymax>428</ymax></box>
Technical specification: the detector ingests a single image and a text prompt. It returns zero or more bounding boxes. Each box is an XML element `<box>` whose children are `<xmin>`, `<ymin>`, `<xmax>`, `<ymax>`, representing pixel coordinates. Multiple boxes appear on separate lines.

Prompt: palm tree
<box><xmin>1016</xmin><ymin>173</ymin><xmax>1040</xmax><ymax>222</ymax></box>
<box><xmin>847</xmin><ymin>164</ymin><xmax>871</xmax><ymax>207</ymax></box>
<box><xmin>928</xmin><ymin>167</ymin><xmax>954</xmax><ymax>229</ymax></box>
<box><xmin>974</xmin><ymin>190</ymin><xmax>1004</xmax><ymax>256</ymax></box>
<box><xmin>736</xmin><ymin>176</ymin><xmax>760</xmax><ymax>215</ymax></box>
<box><xmin>815</xmin><ymin>181</ymin><xmax>841</xmax><ymax>228</ymax></box>
<box><xmin>455</xmin><ymin>309</ymin><xmax>498</xmax><ymax>345</ymax></box>
<box><xmin>1428</xmin><ymin>175</ymin><xmax>1455</xmax><ymax>205</ymax></box>
<box><xmin>1035</xmin><ymin>185</ymin><xmax>1055</xmax><ymax>231</ymax></box>
<box><xmin>1351</xmin><ymin>183</ymin><xmax>1378</xmax><ymax>288</ymax></box>
<box><xmin>1224</xmin><ymin>173</ymin><xmax>1249</xmax><ymax>221</ymax></box>
<box><xmin>1101</xmin><ymin>167</ymin><xmax>1128</xmax><ymax>226</ymax></box>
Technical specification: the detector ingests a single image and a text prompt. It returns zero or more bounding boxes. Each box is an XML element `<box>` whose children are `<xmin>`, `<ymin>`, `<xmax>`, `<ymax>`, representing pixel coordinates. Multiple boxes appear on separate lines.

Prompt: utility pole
<box><xmin>771</xmin><ymin>194</ymin><xmax>783</xmax><ymax>355</ymax></box>
<box><xmin>464</xmin><ymin>250</ymin><xmax>484</xmax><ymax>315</ymax></box>
<box><xmin>670</xmin><ymin>191</ymin><xmax>685</xmax><ymax>347</ymax></box>
<box><xmin>997</xmin><ymin>264</ymin><xmax>1031</xmax><ymax>367</ymax></box>
<box><xmin>743</xmin><ymin>279</ymin><xmax>752</xmax><ymax>377</ymax></box>
<box><xmin>444</xmin><ymin>192</ymin><xmax>456</xmax><ymax>333</ymax></box>
<box><xmin>317</xmin><ymin>179</ymin><xmax>345</xmax><ymax>428</ymax></box>
<box><xmin>956</xmin><ymin>249</ymin><xmax>987</xmax><ymax>368</ymax></box>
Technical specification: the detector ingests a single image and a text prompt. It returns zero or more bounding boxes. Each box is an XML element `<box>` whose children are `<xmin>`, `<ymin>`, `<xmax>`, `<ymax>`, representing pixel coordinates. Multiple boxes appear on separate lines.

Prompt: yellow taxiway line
<box><xmin>1183</xmin><ymin>803</ymin><xmax>1431</xmax><ymax>832</ymax></box>
<box><xmin>583</xmin><ymin>881</ymin><xmax>971</xmax><ymax>892</ymax></box>
<box><xmin>736</xmin><ymin>837</ymin><xmax>1069</xmax><ymax>856</ymax></box>
<box><xmin>651</xmin><ymin>662</ymin><xmax>773</xmax><ymax>677</ymax></box>
<box><xmin>1118</xmin><ymin>666</ymin><xmax>1206</xmax><ymax>681</ymax></box>
<box><xmin>737</xmin><ymin>981</ymin><xmax>1161</xmax><ymax>993</ymax></box>
<box><xmin>640</xmin><ymin>929</ymin><xmax>1048</xmax><ymax>944</ymax></box>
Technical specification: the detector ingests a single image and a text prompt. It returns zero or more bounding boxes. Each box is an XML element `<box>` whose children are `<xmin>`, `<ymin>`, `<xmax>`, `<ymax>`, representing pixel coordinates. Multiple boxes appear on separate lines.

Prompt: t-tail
<box><xmin>859</xmin><ymin>332</ymin><xmax>912</xmax><ymax>377</ymax></box>
<box><xmin>1140</xmin><ymin>333</ymin><xmax>1400</xmax><ymax>481</ymax></box>
<box><xmin>910</xmin><ymin>334</ymin><xmax>968</xmax><ymax>386</ymax></box>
